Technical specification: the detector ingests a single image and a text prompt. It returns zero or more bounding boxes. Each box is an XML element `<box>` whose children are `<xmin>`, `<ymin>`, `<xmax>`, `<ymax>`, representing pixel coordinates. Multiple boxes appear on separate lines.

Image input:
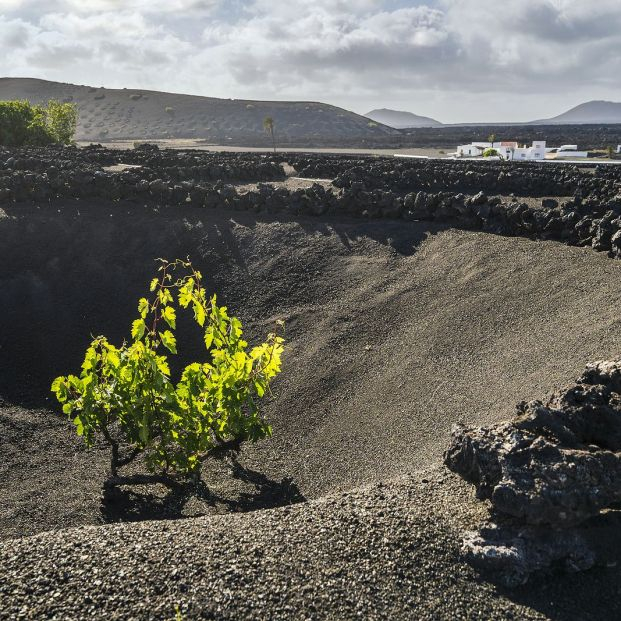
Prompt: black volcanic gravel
<box><xmin>1</xmin><ymin>470</ymin><xmax>620</xmax><ymax>620</ymax></box>
<box><xmin>3</xmin><ymin>149</ymin><xmax>621</xmax><ymax>619</ymax></box>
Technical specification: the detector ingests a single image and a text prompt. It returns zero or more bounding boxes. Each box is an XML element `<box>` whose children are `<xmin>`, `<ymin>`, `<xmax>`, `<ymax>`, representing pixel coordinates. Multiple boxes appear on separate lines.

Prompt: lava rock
<box><xmin>444</xmin><ymin>359</ymin><xmax>621</xmax><ymax>585</ymax></box>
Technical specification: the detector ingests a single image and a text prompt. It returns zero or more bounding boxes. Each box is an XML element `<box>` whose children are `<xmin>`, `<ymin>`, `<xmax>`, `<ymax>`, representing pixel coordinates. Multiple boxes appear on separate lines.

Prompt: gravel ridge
<box><xmin>2</xmin><ymin>468</ymin><xmax>620</xmax><ymax>620</ymax></box>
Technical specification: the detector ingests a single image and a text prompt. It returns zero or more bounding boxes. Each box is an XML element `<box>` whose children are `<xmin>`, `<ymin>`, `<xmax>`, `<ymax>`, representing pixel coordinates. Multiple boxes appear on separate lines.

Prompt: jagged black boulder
<box><xmin>444</xmin><ymin>360</ymin><xmax>621</xmax><ymax>585</ymax></box>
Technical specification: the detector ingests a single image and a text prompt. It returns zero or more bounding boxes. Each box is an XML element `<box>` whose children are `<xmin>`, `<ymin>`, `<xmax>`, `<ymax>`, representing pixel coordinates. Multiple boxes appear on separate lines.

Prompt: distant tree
<box><xmin>263</xmin><ymin>116</ymin><xmax>276</xmax><ymax>152</ymax></box>
<box><xmin>0</xmin><ymin>99</ymin><xmax>77</xmax><ymax>146</ymax></box>
<box><xmin>487</xmin><ymin>133</ymin><xmax>496</xmax><ymax>145</ymax></box>
<box><xmin>45</xmin><ymin>100</ymin><xmax>78</xmax><ymax>145</ymax></box>
<box><xmin>482</xmin><ymin>148</ymin><xmax>499</xmax><ymax>158</ymax></box>
<box><xmin>607</xmin><ymin>146</ymin><xmax>616</xmax><ymax>159</ymax></box>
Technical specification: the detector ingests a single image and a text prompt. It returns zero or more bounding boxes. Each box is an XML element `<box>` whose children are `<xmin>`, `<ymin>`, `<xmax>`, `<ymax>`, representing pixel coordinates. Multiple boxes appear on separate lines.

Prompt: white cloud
<box><xmin>2</xmin><ymin>0</ymin><xmax>621</xmax><ymax>122</ymax></box>
<box><xmin>1</xmin><ymin>0</ymin><xmax>219</xmax><ymax>13</ymax></box>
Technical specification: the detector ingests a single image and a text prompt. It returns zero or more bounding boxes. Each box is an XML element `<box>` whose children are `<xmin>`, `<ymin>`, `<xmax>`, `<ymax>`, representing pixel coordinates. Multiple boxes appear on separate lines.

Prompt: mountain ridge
<box><xmin>531</xmin><ymin>100</ymin><xmax>621</xmax><ymax>125</ymax></box>
<box><xmin>364</xmin><ymin>107</ymin><xmax>443</xmax><ymax>128</ymax></box>
<box><xmin>0</xmin><ymin>77</ymin><xmax>400</xmax><ymax>142</ymax></box>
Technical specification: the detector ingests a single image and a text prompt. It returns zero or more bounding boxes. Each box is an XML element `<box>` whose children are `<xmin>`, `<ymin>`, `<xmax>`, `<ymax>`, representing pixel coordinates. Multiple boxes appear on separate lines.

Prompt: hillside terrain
<box><xmin>3</xmin><ymin>79</ymin><xmax>621</xmax><ymax>149</ymax></box>
<box><xmin>532</xmin><ymin>100</ymin><xmax>621</xmax><ymax>125</ymax></box>
<box><xmin>365</xmin><ymin>108</ymin><xmax>442</xmax><ymax>128</ymax></box>
<box><xmin>374</xmin><ymin>124</ymin><xmax>621</xmax><ymax>149</ymax></box>
<box><xmin>0</xmin><ymin>77</ymin><xmax>399</xmax><ymax>144</ymax></box>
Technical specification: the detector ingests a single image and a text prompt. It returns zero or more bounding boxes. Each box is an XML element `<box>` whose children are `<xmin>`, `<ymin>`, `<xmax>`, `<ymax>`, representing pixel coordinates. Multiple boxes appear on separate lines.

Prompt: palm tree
<box><xmin>263</xmin><ymin>116</ymin><xmax>276</xmax><ymax>153</ymax></box>
<box><xmin>487</xmin><ymin>133</ymin><xmax>496</xmax><ymax>146</ymax></box>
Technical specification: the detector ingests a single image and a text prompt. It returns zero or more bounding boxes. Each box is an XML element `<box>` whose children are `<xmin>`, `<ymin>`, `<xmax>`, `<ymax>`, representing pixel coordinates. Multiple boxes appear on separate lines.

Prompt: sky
<box><xmin>1</xmin><ymin>0</ymin><xmax>620</xmax><ymax>123</ymax></box>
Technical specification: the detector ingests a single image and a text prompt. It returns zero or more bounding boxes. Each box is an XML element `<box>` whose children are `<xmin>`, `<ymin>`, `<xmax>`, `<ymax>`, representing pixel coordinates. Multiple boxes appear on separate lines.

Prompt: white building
<box><xmin>547</xmin><ymin>145</ymin><xmax>589</xmax><ymax>159</ymax></box>
<box><xmin>456</xmin><ymin>140</ymin><xmax>546</xmax><ymax>161</ymax></box>
<box><xmin>455</xmin><ymin>142</ymin><xmax>489</xmax><ymax>157</ymax></box>
<box><xmin>454</xmin><ymin>140</ymin><xmax>587</xmax><ymax>161</ymax></box>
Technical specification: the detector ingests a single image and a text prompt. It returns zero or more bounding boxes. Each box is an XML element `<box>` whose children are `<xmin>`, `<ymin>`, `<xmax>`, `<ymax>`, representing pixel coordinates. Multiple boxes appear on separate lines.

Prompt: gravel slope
<box><xmin>3</xmin><ymin>204</ymin><xmax>621</xmax><ymax>539</ymax></box>
<box><xmin>3</xmin><ymin>467</ymin><xmax>620</xmax><ymax>620</ymax></box>
<box><xmin>3</xmin><ymin>203</ymin><xmax>621</xmax><ymax>618</ymax></box>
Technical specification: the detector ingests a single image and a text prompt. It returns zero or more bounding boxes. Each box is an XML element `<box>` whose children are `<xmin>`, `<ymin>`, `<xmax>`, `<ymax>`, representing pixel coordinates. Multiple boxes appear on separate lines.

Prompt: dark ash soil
<box><xmin>3</xmin><ymin>167</ymin><xmax>621</xmax><ymax>618</ymax></box>
<box><xmin>2</xmin><ymin>470</ymin><xmax>621</xmax><ymax>620</ymax></box>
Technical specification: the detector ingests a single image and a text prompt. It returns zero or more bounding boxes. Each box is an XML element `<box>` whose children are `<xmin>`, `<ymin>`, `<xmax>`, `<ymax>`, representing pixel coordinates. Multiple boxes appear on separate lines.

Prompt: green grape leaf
<box><xmin>193</xmin><ymin>301</ymin><xmax>206</xmax><ymax>327</ymax></box>
<box><xmin>51</xmin><ymin>377</ymin><xmax>67</xmax><ymax>401</ymax></box>
<box><xmin>73</xmin><ymin>416</ymin><xmax>84</xmax><ymax>436</ymax></box>
<box><xmin>131</xmin><ymin>318</ymin><xmax>146</xmax><ymax>341</ymax></box>
<box><xmin>158</xmin><ymin>288</ymin><xmax>173</xmax><ymax>305</ymax></box>
<box><xmin>156</xmin><ymin>357</ymin><xmax>171</xmax><ymax>376</ymax></box>
<box><xmin>162</xmin><ymin>305</ymin><xmax>176</xmax><ymax>330</ymax></box>
<box><xmin>160</xmin><ymin>330</ymin><xmax>177</xmax><ymax>354</ymax></box>
<box><xmin>254</xmin><ymin>380</ymin><xmax>265</xmax><ymax>397</ymax></box>
<box><xmin>138</xmin><ymin>297</ymin><xmax>150</xmax><ymax>318</ymax></box>
<box><xmin>204</xmin><ymin>327</ymin><xmax>214</xmax><ymax>350</ymax></box>
<box><xmin>178</xmin><ymin>278</ymin><xmax>194</xmax><ymax>308</ymax></box>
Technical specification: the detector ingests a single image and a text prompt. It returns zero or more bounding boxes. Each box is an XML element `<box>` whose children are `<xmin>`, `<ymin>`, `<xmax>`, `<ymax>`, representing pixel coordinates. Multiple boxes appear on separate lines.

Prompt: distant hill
<box><xmin>532</xmin><ymin>100</ymin><xmax>621</xmax><ymax>125</ymax></box>
<box><xmin>0</xmin><ymin>78</ymin><xmax>400</xmax><ymax>143</ymax></box>
<box><xmin>364</xmin><ymin>108</ymin><xmax>442</xmax><ymax>128</ymax></box>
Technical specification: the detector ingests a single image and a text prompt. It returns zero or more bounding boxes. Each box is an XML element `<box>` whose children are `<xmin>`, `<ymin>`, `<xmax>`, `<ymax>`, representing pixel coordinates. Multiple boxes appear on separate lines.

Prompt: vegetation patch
<box><xmin>52</xmin><ymin>259</ymin><xmax>284</xmax><ymax>482</ymax></box>
<box><xmin>0</xmin><ymin>100</ymin><xmax>78</xmax><ymax>146</ymax></box>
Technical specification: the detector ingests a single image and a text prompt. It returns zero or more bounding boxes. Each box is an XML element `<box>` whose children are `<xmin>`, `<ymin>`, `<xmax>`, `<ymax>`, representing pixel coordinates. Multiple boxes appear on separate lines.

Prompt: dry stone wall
<box><xmin>2</xmin><ymin>146</ymin><xmax>621</xmax><ymax>258</ymax></box>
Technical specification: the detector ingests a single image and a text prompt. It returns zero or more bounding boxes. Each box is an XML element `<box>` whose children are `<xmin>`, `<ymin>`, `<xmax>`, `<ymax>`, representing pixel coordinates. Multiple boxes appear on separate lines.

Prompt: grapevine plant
<box><xmin>51</xmin><ymin>259</ymin><xmax>284</xmax><ymax>480</ymax></box>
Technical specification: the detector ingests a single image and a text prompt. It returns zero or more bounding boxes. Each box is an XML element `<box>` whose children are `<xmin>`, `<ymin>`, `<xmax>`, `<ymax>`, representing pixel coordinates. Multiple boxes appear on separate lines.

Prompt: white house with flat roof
<box><xmin>455</xmin><ymin>140</ymin><xmax>546</xmax><ymax>160</ymax></box>
<box><xmin>512</xmin><ymin>141</ymin><xmax>547</xmax><ymax>161</ymax></box>
<box><xmin>456</xmin><ymin>142</ymin><xmax>488</xmax><ymax>157</ymax></box>
<box><xmin>454</xmin><ymin>140</ymin><xmax>587</xmax><ymax>161</ymax></box>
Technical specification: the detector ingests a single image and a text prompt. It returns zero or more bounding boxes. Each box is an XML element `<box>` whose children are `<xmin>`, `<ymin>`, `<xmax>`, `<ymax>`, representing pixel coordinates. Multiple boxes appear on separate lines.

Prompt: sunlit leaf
<box><xmin>159</xmin><ymin>330</ymin><xmax>177</xmax><ymax>354</ymax></box>
<box><xmin>73</xmin><ymin>416</ymin><xmax>84</xmax><ymax>436</ymax></box>
<box><xmin>194</xmin><ymin>301</ymin><xmax>206</xmax><ymax>327</ymax></box>
<box><xmin>138</xmin><ymin>297</ymin><xmax>149</xmax><ymax>318</ymax></box>
<box><xmin>131</xmin><ymin>318</ymin><xmax>146</xmax><ymax>341</ymax></box>
<box><xmin>254</xmin><ymin>381</ymin><xmax>265</xmax><ymax>397</ymax></box>
<box><xmin>162</xmin><ymin>305</ymin><xmax>176</xmax><ymax>330</ymax></box>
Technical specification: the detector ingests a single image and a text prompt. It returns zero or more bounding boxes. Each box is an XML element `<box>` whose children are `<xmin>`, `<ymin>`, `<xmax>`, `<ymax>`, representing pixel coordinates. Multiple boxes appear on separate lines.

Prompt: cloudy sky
<box><xmin>1</xmin><ymin>0</ymin><xmax>620</xmax><ymax>123</ymax></box>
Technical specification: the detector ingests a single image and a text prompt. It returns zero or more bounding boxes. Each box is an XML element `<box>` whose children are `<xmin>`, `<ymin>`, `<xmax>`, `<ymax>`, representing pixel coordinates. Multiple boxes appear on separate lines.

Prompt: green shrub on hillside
<box><xmin>45</xmin><ymin>100</ymin><xmax>78</xmax><ymax>145</ymax></box>
<box><xmin>0</xmin><ymin>99</ymin><xmax>78</xmax><ymax>147</ymax></box>
<box><xmin>51</xmin><ymin>259</ymin><xmax>284</xmax><ymax>479</ymax></box>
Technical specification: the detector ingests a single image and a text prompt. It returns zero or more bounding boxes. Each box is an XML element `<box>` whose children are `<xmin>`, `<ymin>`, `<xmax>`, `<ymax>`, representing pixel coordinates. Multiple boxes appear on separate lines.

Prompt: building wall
<box><xmin>530</xmin><ymin>141</ymin><xmax>547</xmax><ymax>160</ymax></box>
<box><xmin>554</xmin><ymin>151</ymin><xmax>588</xmax><ymax>159</ymax></box>
<box><xmin>456</xmin><ymin>140</ymin><xmax>557</xmax><ymax>160</ymax></box>
<box><xmin>457</xmin><ymin>145</ymin><xmax>484</xmax><ymax>156</ymax></box>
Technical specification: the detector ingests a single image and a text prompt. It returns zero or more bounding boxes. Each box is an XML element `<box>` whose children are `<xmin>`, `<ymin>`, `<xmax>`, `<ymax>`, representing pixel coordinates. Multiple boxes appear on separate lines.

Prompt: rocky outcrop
<box><xmin>445</xmin><ymin>360</ymin><xmax>621</xmax><ymax>585</ymax></box>
<box><xmin>461</xmin><ymin>518</ymin><xmax>621</xmax><ymax>588</ymax></box>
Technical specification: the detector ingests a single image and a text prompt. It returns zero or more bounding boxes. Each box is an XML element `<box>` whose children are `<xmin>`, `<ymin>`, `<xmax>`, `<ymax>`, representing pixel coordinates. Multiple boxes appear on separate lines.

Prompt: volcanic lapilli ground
<box><xmin>2</xmin><ymin>198</ymin><xmax>621</xmax><ymax>619</ymax></box>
